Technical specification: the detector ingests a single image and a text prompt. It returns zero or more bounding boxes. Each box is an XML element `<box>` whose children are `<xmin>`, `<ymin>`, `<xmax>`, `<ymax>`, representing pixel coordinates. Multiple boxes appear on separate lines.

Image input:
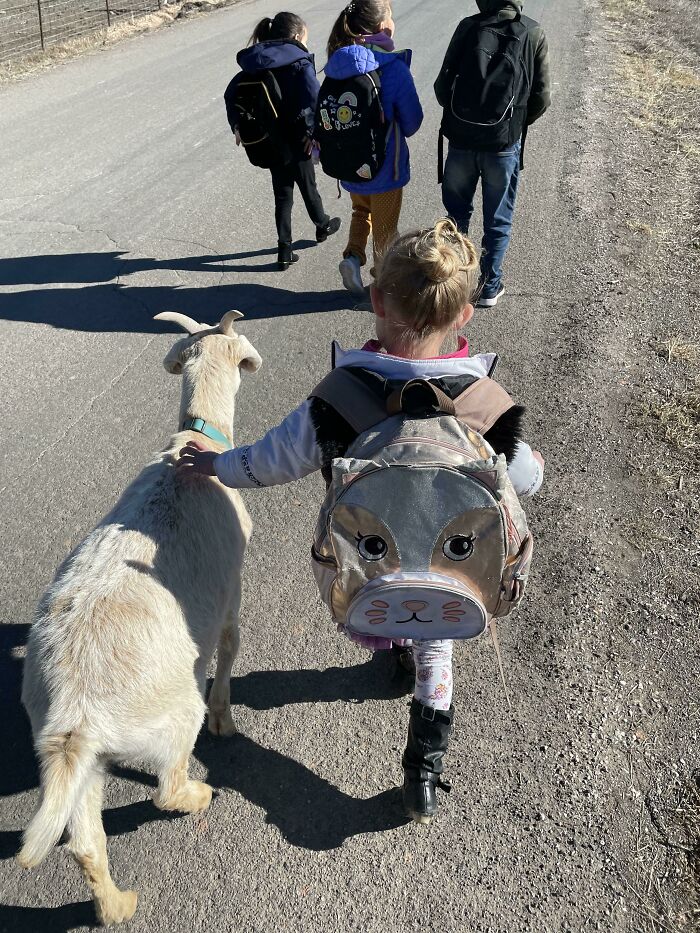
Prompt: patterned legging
<box><xmin>412</xmin><ymin>640</ymin><xmax>453</xmax><ymax>711</ymax></box>
<box><xmin>343</xmin><ymin>188</ymin><xmax>404</xmax><ymax>275</ymax></box>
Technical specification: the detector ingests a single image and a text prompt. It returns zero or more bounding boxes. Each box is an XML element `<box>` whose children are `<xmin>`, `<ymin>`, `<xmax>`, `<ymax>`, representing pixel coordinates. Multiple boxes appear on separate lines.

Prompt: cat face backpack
<box><xmin>309</xmin><ymin>366</ymin><xmax>533</xmax><ymax>642</ymax></box>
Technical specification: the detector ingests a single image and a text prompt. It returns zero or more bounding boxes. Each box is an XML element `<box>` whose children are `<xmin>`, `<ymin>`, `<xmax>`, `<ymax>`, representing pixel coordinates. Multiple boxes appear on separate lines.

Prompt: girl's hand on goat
<box><xmin>176</xmin><ymin>440</ymin><xmax>218</xmax><ymax>476</ymax></box>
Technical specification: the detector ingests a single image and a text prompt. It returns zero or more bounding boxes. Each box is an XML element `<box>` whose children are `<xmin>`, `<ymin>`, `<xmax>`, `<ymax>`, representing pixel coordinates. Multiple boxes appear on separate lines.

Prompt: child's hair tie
<box><xmin>345</xmin><ymin>1</ymin><xmax>355</xmax><ymax>12</ymax></box>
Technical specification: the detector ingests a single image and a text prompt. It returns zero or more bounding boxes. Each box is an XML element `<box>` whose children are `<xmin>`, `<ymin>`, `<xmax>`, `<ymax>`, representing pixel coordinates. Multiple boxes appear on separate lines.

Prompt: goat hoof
<box><xmin>96</xmin><ymin>889</ymin><xmax>138</xmax><ymax>925</ymax></box>
<box><xmin>156</xmin><ymin>780</ymin><xmax>212</xmax><ymax>814</ymax></box>
<box><xmin>208</xmin><ymin>708</ymin><xmax>237</xmax><ymax>737</ymax></box>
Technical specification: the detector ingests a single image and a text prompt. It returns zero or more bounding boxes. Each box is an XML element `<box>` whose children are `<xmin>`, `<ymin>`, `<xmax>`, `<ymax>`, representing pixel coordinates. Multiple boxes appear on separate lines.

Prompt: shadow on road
<box><xmin>0</xmin><ymin>901</ymin><xmax>97</xmax><ymax>932</ymax></box>
<box><xmin>0</xmin><ymin>282</ymin><xmax>351</xmax><ymax>333</ymax></box>
<box><xmin>230</xmin><ymin>651</ymin><xmax>414</xmax><ymax>709</ymax></box>
<box><xmin>0</xmin><ymin>629</ymin><xmax>410</xmax><ymax>866</ymax></box>
<box><xmin>0</xmin><ymin>624</ymin><xmax>39</xmax><ymax>801</ymax></box>
<box><xmin>0</xmin><ymin>245</ymin><xmax>352</xmax><ymax>333</ymax></box>
<box><xmin>190</xmin><ymin>654</ymin><xmax>413</xmax><ymax>850</ymax></box>
<box><xmin>195</xmin><ymin>731</ymin><xmax>409</xmax><ymax>851</ymax></box>
<box><xmin>0</xmin><ymin>243</ymin><xmax>318</xmax><ymax>286</ymax></box>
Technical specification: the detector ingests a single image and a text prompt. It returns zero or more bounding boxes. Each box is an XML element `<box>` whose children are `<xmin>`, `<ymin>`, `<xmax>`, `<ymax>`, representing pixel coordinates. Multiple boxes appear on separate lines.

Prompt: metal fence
<box><xmin>0</xmin><ymin>0</ymin><xmax>162</xmax><ymax>62</ymax></box>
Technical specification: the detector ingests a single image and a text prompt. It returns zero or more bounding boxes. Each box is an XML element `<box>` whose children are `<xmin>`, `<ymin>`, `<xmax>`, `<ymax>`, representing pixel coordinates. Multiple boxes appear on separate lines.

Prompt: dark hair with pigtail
<box><xmin>249</xmin><ymin>11</ymin><xmax>306</xmax><ymax>45</ymax></box>
<box><xmin>326</xmin><ymin>0</ymin><xmax>391</xmax><ymax>57</ymax></box>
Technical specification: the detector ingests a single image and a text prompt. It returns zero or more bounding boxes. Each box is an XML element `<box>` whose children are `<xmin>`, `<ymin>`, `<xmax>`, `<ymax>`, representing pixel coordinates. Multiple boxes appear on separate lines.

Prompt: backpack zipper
<box><xmin>321</xmin><ymin>444</ymin><xmax>514</xmax><ymax>551</ymax></box>
<box><xmin>450</xmin><ymin>87</ymin><xmax>516</xmax><ymax>127</ymax></box>
<box><xmin>241</xmin><ymin>134</ymin><xmax>270</xmax><ymax>146</ymax></box>
<box><xmin>382</xmin><ymin>435</ymin><xmax>483</xmax><ymax>461</ymax></box>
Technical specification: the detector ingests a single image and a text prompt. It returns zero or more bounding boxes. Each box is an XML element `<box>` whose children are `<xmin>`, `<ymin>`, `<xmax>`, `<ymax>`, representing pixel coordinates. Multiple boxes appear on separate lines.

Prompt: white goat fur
<box><xmin>18</xmin><ymin>310</ymin><xmax>261</xmax><ymax>925</ymax></box>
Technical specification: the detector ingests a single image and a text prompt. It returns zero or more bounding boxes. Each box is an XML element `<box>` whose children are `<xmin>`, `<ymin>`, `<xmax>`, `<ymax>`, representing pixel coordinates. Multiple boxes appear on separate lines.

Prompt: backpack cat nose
<box><xmin>402</xmin><ymin>600</ymin><xmax>428</xmax><ymax>612</ymax></box>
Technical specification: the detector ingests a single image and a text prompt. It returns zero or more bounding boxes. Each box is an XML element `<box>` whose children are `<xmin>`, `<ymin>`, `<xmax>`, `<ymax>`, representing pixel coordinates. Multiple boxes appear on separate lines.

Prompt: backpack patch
<box><xmin>314</xmin><ymin>71</ymin><xmax>387</xmax><ymax>183</ymax></box>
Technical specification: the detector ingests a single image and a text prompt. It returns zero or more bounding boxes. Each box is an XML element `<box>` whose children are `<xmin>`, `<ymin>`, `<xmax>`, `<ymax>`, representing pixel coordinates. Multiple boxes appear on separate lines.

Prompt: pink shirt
<box><xmin>360</xmin><ymin>336</ymin><xmax>470</xmax><ymax>360</ymax></box>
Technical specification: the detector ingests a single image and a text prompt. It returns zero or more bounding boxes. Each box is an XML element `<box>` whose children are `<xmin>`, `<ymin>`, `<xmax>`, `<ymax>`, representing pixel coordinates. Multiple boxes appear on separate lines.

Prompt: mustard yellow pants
<box><xmin>343</xmin><ymin>188</ymin><xmax>404</xmax><ymax>275</ymax></box>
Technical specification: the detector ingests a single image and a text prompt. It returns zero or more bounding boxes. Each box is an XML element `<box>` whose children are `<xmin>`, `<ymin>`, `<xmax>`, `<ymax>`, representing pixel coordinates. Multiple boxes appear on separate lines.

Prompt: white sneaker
<box><xmin>477</xmin><ymin>284</ymin><xmax>506</xmax><ymax>308</ymax></box>
<box><xmin>339</xmin><ymin>255</ymin><xmax>365</xmax><ymax>296</ymax></box>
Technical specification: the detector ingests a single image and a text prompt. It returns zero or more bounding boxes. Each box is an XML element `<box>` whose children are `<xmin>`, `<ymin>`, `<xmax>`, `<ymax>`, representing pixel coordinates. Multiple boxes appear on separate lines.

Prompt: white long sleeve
<box><xmin>214</xmin><ymin>400</ymin><xmax>322</xmax><ymax>489</ymax></box>
<box><xmin>507</xmin><ymin>441</ymin><xmax>544</xmax><ymax>497</ymax></box>
<box><xmin>212</xmin><ymin>368</ymin><xmax>543</xmax><ymax>497</ymax></box>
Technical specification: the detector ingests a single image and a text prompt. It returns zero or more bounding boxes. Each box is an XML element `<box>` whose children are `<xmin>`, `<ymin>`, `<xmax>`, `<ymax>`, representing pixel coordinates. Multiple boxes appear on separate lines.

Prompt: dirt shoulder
<box><xmin>586</xmin><ymin>0</ymin><xmax>700</xmax><ymax>928</ymax></box>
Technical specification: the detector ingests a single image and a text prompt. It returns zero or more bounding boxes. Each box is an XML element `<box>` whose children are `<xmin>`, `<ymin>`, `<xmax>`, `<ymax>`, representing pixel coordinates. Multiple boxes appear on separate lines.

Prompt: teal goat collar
<box><xmin>182</xmin><ymin>417</ymin><xmax>232</xmax><ymax>449</ymax></box>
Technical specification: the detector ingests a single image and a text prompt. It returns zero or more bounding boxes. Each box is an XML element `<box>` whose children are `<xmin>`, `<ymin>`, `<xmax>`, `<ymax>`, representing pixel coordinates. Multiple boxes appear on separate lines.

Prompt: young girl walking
<box><xmin>324</xmin><ymin>1</ymin><xmax>423</xmax><ymax>299</ymax></box>
<box><xmin>225</xmin><ymin>13</ymin><xmax>341</xmax><ymax>270</ymax></box>
<box><xmin>177</xmin><ymin>220</ymin><xmax>544</xmax><ymax>822</ymax></box>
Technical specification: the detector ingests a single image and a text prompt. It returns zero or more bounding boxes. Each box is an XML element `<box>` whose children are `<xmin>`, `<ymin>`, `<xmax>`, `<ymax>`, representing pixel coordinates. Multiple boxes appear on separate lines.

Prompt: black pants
<box><xmin>269</xmin><ymin>157</ymin><xmax>329</xmax><ymax>247</ymax></box>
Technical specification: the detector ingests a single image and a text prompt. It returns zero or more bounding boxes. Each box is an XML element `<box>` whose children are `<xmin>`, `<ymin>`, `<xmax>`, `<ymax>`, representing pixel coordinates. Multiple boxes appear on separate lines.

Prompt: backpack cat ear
<box><xmin>459</xmin><ymin>454</ymin><xmax>507</xmax><ymax>500</ymax></box>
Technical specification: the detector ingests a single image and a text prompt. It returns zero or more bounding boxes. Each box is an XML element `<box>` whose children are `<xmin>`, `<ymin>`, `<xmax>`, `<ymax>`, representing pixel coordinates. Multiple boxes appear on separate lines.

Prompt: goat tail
<box><xmin>17</xmin><ymin>731</ymin><xmax>98</xmax><ymax>869</ymax></box>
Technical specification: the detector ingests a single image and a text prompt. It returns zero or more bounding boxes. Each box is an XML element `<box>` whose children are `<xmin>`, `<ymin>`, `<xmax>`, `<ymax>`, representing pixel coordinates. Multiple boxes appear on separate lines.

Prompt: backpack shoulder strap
<box><xmin>310</xmin><ymin>367</ymin><xmax>389</xmax><ymax>434</ymax></box>
<box><xmin>453</xmin><ymin>377</ymin><xmax>516</xmax><ymax>436</ymax></box>
<box><xmin>518</xmin><ymin>14</ymin><xmax>539</xmax><ymax>31</ymax></box>
<box><xmin>312</xmin><ymin>367</ymin><xmax>501</xmax><ymax>435</ymax></box>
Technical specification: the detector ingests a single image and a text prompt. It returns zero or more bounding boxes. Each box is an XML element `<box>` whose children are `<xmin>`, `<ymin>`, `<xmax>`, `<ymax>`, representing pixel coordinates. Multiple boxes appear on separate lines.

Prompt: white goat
<box><xmin>18</xmin><ymin>310</ymin><xmax>261</xmax><ymax>925</ymax></box>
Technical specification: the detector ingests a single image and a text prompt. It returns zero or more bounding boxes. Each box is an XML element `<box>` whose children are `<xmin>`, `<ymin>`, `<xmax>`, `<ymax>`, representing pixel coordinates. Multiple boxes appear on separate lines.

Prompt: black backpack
<box><xmin>224</xmin><ymin>70</ymin><xmax>292</xmax><ymax>169</ymax></box>
<box><xmin>439</xmin><ymin>15</ymin><xmax>533</xmax><ymax>152</ymax></box>
<box><xmin>314</xmin><ymin>71</ymin><xmax>387</xmax><ymax>183</ymax></box>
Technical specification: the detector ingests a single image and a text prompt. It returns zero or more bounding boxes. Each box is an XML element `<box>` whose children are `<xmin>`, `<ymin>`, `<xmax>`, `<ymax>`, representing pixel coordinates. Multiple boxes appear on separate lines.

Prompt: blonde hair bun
<box><xmin>375</xmin><ymin>219</ymin><xmax>480</xmax><ymax>337</ymax></box>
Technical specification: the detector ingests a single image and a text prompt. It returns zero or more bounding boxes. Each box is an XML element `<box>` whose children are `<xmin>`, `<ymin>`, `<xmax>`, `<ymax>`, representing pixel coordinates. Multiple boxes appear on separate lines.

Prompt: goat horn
<box><xmin>219</xmin><ymin>310</ymin><xmax>244</xmax><ymax>336</ymax></box>
<box><xmin>154</xmin><ymin>312</ymin><xmax>206</xmax><ymax>334</ymax></box>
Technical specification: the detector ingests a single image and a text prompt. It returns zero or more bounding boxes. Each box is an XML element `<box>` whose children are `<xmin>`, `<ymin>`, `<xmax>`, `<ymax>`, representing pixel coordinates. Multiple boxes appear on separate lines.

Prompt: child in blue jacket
<box><xmin>325</xmin><ymin>2</ymin><xmax>423</xmax><ymax>299</ymax></box>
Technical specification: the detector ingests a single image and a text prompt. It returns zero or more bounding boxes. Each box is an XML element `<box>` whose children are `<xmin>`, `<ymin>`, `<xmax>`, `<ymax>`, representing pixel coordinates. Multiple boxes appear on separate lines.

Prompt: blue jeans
<box><xmin>441</xmin><ymin>141</ymin><xmax>521</xmax><ymax>296</ymax></box>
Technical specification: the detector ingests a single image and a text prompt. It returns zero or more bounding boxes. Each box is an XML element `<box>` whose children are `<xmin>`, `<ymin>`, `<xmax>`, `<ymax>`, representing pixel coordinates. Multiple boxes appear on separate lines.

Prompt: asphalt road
<box><xmin>0</xmin><ymin>1</ymin><xmax>633</xmax><ymax>931</ymax></box>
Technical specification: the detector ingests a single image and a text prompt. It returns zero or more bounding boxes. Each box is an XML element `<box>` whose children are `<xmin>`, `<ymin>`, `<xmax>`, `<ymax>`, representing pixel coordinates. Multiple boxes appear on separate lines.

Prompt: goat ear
<box><xmin>235</xmin><ymin>335</ymin><xmax>262</xmax><ymax>373</ymax></box>
<box><xmin>220</xmin><ymin>310</ymin><xmax>244</xmax><ymax>336</ymax></box>
<box><xmin>163</xmin><ymin>338</ymin><xmax>186</xmax><ymax>375</ymax></box>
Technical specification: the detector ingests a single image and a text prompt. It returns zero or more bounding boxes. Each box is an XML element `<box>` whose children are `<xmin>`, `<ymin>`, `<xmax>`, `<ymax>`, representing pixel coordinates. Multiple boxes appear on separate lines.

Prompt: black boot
<box><xmin>316</xmin><ymin>217</ymin><xmax>341</xmax><ymax>243</ymax></box>
<box><xmin>390</xmin><ymin>644</ymin><xmax>415</xmax><ymax>693</ymax></box>
<box><xmin>401</xmin><ymin>699</ymin><xmax>453</xmax><ymax>824</ymax></box>
<box><xmin>277</xmin><ymin>243</ymin><xmax>299</xmax><ymax>270</ymax></box>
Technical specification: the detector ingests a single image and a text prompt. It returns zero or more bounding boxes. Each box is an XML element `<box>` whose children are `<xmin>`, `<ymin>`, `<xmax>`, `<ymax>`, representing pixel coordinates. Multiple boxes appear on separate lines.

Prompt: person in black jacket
<box><xmin>225</xmin><ymin>13</ymin><xmax>340</xmax><ymax>270</ymax></box>
<box><xmin>434</xmin><ymin>0</ymin><xmax>550</xmax><ymax>307</ymax></box>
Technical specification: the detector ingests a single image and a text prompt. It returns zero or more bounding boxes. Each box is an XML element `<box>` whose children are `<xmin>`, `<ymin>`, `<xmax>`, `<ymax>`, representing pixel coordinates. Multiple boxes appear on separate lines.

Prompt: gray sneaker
<box><xmin>339</xmin><ymin>255</ymin><xmax>365</xmax><ymax>296</ymax></box>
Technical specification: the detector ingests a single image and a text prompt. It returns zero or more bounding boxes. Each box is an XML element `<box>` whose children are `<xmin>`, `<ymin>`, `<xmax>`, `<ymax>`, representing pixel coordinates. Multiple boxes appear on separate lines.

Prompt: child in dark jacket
<box><xmin>224</xmin><ymin>13</ymin><xmax>340</xmax><ymax>270</ymax></box>
<box><xmin>325</xmin><ymin>1</ymin><xmax>423</xmax><ymax>301</ymax></box>
<box><xmin>434</xmin><ymin>0</ymin><xmax>551</xmax><ymax>307</ymax></box>
<box><xmin>177</xmin><ymin>220</ymin><xmax>544</xmax><ymax>824</ymax></box>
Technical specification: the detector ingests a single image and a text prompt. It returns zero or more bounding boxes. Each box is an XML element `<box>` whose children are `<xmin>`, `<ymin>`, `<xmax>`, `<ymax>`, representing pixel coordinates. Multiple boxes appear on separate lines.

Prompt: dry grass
<box><xmin>644</xmin><ymin>340</ymin><xmax>700</xmax><ymax>455</ymax></box>
<box><xmin>602</xmin><ymin>0</ymin><xmax>652</xmax><ymax>22</ymax></box>
<box><xmin>644</xmin><ymin>384</ymin><xmax>700</xmax><ymax>455</ymax></box>
<box><xmin>613</xmin><ymin>42</ymin><xmax>699</xmax><ymax>254</ymax></box>
<box><xmin>624</xmin><ymin>220</ymin><xmax>663</xmax><ymax>241</ymax></box>
<box><xmin>601</xmin><ymin>0</ymin><xmax>700</xmax><ymax>926</ymax></box>
<box><xmin>618</xmin><ymin>50</ymin><xmax>700</xmax><ymax>135</ymax></box>
<box><xmin>0</xmin><ymin>0</ymin><xmax>234</xmax><ymax>84</ymax></box>
<box><xmin>664</xmin><ymin>339</ymin><xmax>700</xmax><ymax>366</ymax></box>
<box><xmin>627</xmin><ymin>774</ymin><xmax>700</xmax><ymax>932</ymax></box>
